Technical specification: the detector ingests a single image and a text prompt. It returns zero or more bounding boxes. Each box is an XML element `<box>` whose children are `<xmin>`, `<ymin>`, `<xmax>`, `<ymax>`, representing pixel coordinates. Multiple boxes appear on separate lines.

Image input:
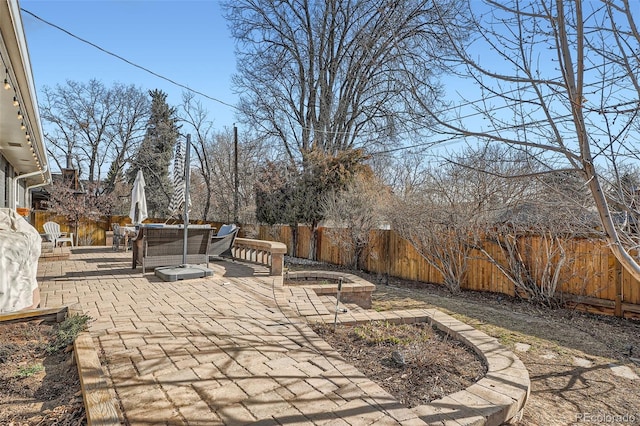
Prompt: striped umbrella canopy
<box><xmin>168</xmin><ymin>140</ymin><xmax>187</xmax><ymax>217</ymax></box>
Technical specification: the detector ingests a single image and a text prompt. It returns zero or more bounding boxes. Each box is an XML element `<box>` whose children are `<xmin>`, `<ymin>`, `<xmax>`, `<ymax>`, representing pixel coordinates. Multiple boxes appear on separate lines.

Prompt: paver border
<box><xmin>68</xmin><ymin>305</ymin><xmax>122</xmax><ymax>426</ymax></box>
<box><xmin>284</xmin><ymin>270</ymin><xmax>376</xmax><ymax>308</ymax></box>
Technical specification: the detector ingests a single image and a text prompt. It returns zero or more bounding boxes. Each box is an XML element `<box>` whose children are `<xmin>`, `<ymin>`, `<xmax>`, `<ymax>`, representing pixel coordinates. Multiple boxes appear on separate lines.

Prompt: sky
<box><xmin>20</xmin><ymin>0</ymin><xmax>239</xmax><ymax>128</ymax></box>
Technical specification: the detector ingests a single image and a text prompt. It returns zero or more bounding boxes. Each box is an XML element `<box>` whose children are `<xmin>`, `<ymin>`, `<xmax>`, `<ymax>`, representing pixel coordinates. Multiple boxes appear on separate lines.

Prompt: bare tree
<box><xmin>370</xmin><ymin>149</ymin><xmax>433</xmax><ymax>197</ymax></box>
<box><xmin>39</xmin><ymin>80</ymin><xmax>149</xmax><ymax>184</ymax></box>
<box><xmin>203</xmin><ymin>127</ymin><xmax>270</xmax><ymax>224</ymax></box>
<box><xmin>477</xmin><ymin>169</ymin><xmax>599</xmax><ymax>306</ymax></box>
<box><xmin>104</xmin><ymin>84</ymin><xmax>150</xmax><ymax>191</ymax></box>
<box><xmin>45</xmin><ymin>180</ymin><xmax>115</xmax><ymax>246</ymax></box>
<box><xmin>322</xmin><ymin>173</ymin><xmax>389</xmax><ymax>269</ymax></box>
<box><xmin>602</xmin><ymin>163</ymin><xmax>640</xmax><ymax>244</ymax></box>
<box><xmin>223</xmin><ymin>0</ymin><xmax>468</xmax><ymax>164</ymax></box>
<box><xmin>391</xmin><ymin>143</ymin><xmax>600</xmax><ymax>302</ymax></box>
<box><xmin>393</xmin><ymin>189</ymin><xmax>475</xmax><ymax>293</ymax></box>
<box><xmin>421</xmin><ymin>0</ymin><xmax>640</xmax><ymax>281</ymax></box>
<box><xmin>373</xmin><ymin>127</ymin><xmax>608</xmax><ymax>303</ymax></box>
<box><xmin>389</xmin><ymin>157</ymin><xmax>491</xmax><ymax>293</ymax></box>
<box><xmin>179</xmin><ymin>96</ymin><xmax>269</xmax><ymax>223</ymax></box>
<box><xmin>179</xmin><ymin>93</ymin><xmax>217</xmax><ymax>220</ymax></box>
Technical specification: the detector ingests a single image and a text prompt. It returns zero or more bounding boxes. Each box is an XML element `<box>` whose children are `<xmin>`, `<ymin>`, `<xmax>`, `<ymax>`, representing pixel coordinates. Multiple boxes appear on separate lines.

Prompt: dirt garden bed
<box><xmin>312</xmin><ymin>321</ymin><xmax>486</xmax><ymax>408</ymax></box>
<box><xmin>0</xmin><ymin>317</ymin><xmax>88</xmax><ymax>425</ymax></box>
<box><xmin>285</xmin><ymin>257</ymin><xmax>640</xmax><ymax>425</ymax></box>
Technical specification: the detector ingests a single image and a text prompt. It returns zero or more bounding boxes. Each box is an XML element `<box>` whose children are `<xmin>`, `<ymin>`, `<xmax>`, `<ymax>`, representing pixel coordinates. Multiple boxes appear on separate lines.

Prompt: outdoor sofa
<box><xmin>132</xmin><ymin>224</ymin><xmax>213</xmax><ymax>273</ymax></box>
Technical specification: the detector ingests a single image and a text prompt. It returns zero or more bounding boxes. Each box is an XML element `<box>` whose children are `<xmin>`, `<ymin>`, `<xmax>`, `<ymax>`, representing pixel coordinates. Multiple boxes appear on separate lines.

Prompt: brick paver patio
<box><xmin>36</xmin><ymin>247</ymin><xmax>528</xmax><ymax>425</ymax></box>
<box><xmin>37</xmin><ymin>247</ymin><xmax>425</xmax><ymax>425</ymax></box>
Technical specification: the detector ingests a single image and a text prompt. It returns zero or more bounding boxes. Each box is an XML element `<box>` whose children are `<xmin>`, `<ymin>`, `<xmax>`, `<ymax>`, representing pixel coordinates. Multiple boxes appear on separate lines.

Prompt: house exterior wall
<box><xmin>0</xmin><ymin>156</ymin><xmax>6</xmax><ymax>208</ymax></box>
<box><xmin>0</xmin><ymin>154</ymin><xmax>28</xmax><ymax>209</ymax></box>
<box><xmin>1</xmin><ymin>155</ymin><xmax>11</xmax><ymax>208</ymax></box>
<box><xmin>0</xmin><ymin>0</ymin><xmax>51</xmax><ymax>209</ymax></box>
<box><xmin>16</xmin><ymin>172</ymin><xmax>25</xmax><ymax>208</ymax></box>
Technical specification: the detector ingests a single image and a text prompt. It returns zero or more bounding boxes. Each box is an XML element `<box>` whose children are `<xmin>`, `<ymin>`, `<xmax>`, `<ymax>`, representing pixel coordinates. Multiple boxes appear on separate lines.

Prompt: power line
<box><xmin>24</xmin><ymin>0</ymin><xmax>566</xmax><ymax>141</ymax></box>
<box><xmin>22</xmin><ymin>8</ymin><xmax>637</xmax><ymax>160</ymax></box>
<box><xmin>21</xmin><ymin>8</ymin><xmax>238</xmax><ymax>110</ymax></box>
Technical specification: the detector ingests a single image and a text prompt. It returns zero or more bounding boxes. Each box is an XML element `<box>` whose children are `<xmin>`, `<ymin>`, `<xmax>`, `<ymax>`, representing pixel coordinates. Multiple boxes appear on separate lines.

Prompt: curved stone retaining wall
<box><xmin>292</xmin><ymin>272</ymin><xmax>530</xmax><ymax>425</ymax></box>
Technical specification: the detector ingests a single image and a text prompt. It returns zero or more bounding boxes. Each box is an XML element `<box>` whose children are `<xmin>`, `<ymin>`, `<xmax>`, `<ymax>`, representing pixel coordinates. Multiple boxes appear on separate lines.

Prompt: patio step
<box><xmin>39</xmin><ymin>244</ymin><xmax>71</xmax><ymax>261</ymax></box>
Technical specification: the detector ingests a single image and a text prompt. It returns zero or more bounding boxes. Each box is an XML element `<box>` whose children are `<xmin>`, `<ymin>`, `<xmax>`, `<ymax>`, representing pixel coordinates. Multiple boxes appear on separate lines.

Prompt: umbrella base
<box><xmin>155</xmin><ymin>265</ymin><xmax>213</xmax><ymax>282</ymax></box>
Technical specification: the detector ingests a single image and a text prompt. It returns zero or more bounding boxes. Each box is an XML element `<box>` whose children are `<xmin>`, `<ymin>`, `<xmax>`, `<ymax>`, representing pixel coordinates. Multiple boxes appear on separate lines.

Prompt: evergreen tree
<box><xmin>104</xmin><ymin>159</ymin><xmax>131</xmax><ymax>215</ymax></box>
<box><xmin>128</xmin><ymin>89</ymin><xmax>180</xmax><ymax>218</ymax></box>
<box><xmin>104</xmin><ymin>160</ymin><xmax>122</xmax><ymax>195</ymax></box>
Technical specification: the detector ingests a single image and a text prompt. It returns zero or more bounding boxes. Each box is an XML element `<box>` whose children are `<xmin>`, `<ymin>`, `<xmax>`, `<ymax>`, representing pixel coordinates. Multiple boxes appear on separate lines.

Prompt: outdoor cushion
<box><xmin>217</xmin><ymin>224</ymin><xmax>237</xmax><ymax>237</ymax></box>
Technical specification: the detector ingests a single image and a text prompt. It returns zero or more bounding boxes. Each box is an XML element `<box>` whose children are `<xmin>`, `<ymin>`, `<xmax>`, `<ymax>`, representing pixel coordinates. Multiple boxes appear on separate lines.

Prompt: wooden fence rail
<box><xmin>257</xmin><ymin>224</ymin><xmax>640</xmax><ymax>318</ymax></box>
<box><xmin>31</xmin><ymin>211</ymin><xmax>640</xmax><ymax>318</ymax></box>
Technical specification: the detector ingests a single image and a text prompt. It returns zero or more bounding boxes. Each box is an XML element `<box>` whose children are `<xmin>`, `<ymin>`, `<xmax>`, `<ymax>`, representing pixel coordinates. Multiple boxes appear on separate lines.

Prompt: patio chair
<box><xmin>43</xmin><ymin>221</ymin><xmax>74</xmax><ymax>247</ymax></box>
<box><xmin>209</xmin><ymin>224</ymin><xmax>238</xmax><ymax>260</ymax></box>
<box><xmin>112</xmin><ymin>223</ymin><xmax>126</xmax><ymax>251</ymax></box>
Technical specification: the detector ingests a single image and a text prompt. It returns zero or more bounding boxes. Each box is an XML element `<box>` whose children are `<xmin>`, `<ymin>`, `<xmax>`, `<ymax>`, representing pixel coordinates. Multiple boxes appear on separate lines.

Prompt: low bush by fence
<box><xmin>258</xmin><ymin>224</ymin><xmax>640</xmax><ymax>318</ymax></box>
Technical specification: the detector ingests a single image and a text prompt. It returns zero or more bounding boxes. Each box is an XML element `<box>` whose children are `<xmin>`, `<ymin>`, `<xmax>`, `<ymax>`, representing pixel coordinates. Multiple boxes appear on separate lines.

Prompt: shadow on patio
<box><xmin>34</xmin><ymin>247</ymin><xmax>527</xmax><ymax>425</ymax></box>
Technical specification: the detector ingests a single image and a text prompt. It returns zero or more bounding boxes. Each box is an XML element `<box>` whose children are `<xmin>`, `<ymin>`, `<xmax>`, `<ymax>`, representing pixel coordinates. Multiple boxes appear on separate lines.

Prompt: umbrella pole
<box><xmin>155</xmin><ymin>133</ymin><xmax>212</xmax><ymax>282</ymax></box>
<box><xmin>182</xmin><ymin>134</ymin><xmax>191</xmax><ymax>266</ymax></box>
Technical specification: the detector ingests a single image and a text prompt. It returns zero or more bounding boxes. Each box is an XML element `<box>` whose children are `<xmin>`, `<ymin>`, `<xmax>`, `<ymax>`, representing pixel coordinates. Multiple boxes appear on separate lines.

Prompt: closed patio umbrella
<box><xmin>154</xmin><ymin>134</ymin><xmax>212</xmax><ymax>281</ymax></box>
<box><xmin>172</xmin><ymin>137</ymin><xmax>190</xmax><ymax>265</ymax></box>
<box><xmin>129</xmin><ymin>170</ymin><xmax>148</xmax><ymax>225</ymax></box>
<box><xmin>168</xmin><ymin>139</ymin><xmax>189</xmax><ymax>218</ymax></box>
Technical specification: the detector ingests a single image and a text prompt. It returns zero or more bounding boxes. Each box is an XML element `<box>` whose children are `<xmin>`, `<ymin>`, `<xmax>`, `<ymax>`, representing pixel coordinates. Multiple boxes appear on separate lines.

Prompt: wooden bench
<box><xmin>132</xmin><ymin>225</ymin><xmax>212</xmax><ymax>273</ymax></box>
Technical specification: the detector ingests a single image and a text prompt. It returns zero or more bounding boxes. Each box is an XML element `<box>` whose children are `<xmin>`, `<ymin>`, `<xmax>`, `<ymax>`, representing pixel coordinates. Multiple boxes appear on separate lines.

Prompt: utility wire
<box><xmin>20</xmin><ymin>7</ymin><xmax>569</xmax><ymax>140</ymax></box>
<box><xmin>21</xmin><ymin>8</ymin><xmax>638</xmax><ymax>159</ymax></box>
<box><xmin>21</xmin><ymin>8</ymin><xmax>238</xmax><ymax>110</ymax></box>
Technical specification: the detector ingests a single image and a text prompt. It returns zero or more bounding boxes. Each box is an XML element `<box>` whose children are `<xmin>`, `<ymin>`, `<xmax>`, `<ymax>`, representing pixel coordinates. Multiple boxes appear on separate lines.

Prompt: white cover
<box><xmin>0</xmin><ymin>208</ymin><xmax>41</xmax><ymax>312</ymax></box>
<box><xmin>129</xmin><ymin>169</ymin><xmax>148</xmax><ymax>224</ymax></box>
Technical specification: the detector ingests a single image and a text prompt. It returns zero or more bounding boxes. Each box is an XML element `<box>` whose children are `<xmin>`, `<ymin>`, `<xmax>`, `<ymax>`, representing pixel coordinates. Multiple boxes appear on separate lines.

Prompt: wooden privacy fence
<box><xmin>258</xmin><ymin>224</ymin><xmax>640</xmax><ymax>318</ymax></box>
<box><xmin>32</xmin><ymin>210</ymin><xmax>109</xmax><ymax>246</ymax></box>
<box><xmin>29</xmin><ymin>211</ymin><xmax>640</xmax><ymax>318</ymax></box>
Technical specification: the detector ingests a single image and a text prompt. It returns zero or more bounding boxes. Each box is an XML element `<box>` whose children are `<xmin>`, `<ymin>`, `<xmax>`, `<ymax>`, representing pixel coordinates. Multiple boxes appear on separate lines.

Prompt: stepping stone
<box><xmin>540</xmin><ymin>352</ymin><xmax>556</xmax><ymax>360</ymax></box>
<box><xmin>609</xmin><ymin>364</ymin><xmax>639</xmax><ymax>380</ymax></box>
<box><xmin>572</xmin><ymin>357</ymin><xmax>593</xmax><ymax>368</ymax></box>
<box><xmin>514</xmin><ymin>343</ymin><xmax>531</xmax><ymax>352</ymax></box>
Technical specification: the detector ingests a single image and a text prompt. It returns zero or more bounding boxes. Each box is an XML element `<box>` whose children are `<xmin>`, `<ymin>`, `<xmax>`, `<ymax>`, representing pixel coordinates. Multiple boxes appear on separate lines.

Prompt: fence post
<box><xmin>614</xmin><ymin>257</ymin><xmax>623</xmax><ymax>317</ymax></box>
<box><xmin>385</xmin><ymin>229</ymin><xmax>391</xmax><ymax>285</ymax></box>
